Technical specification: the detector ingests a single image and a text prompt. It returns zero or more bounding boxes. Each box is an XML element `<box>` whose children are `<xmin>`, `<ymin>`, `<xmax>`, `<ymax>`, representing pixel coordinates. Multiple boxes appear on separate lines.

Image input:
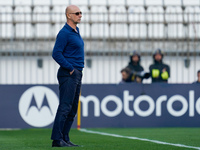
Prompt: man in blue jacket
<box><xmin>51</xmin><ymin>5</ymin><xmax>84</xmax><ymax>147</ymax></box>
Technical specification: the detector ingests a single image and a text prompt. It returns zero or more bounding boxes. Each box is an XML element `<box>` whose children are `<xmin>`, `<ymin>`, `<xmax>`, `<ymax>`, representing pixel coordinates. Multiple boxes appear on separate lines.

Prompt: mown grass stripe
<box><xmin>80</xmin><ymin>128</ymin><xmax>200</xmax><ymax>150</ymax></box>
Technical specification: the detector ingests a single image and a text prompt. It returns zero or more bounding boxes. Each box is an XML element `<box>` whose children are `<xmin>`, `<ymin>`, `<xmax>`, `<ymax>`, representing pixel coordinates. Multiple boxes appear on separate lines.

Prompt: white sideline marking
<box><xmin>0</xmin><ymin>128</ymin><xmax>21</xmax><ymax>131</ymax></box>
<box><xmin>80</xmin><ymin>129</ymin><xmax>200</xmax><ymax>150</ymax></box>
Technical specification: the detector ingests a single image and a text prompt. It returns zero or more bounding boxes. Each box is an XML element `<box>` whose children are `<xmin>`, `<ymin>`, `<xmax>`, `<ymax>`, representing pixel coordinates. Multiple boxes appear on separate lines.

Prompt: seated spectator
<box><xmin>193</xmin><ymin>70</ymin><xmax>200</xmax><ymax>84</ymax></box>
<box><xmin>120</xmin><ymin>67</ymin><xmax>149</xmax><ymax>83</ymax></box>
<box><xmin>149</xmin><ymin>49</ymin><xmax>170</xmax><ymax>83</ymax></box>
<box><xmin>120</xmin><ymin>68</ymin><xmax>133</xmax><ymax>83</ymax></box>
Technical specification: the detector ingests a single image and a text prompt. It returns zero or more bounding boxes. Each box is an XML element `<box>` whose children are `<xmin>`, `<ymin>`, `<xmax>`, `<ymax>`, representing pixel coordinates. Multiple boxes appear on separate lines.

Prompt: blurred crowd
<box><xmin>120</xmin><ymin>49</ymin><xmax>200</xmax><ymax>84</ymax></box>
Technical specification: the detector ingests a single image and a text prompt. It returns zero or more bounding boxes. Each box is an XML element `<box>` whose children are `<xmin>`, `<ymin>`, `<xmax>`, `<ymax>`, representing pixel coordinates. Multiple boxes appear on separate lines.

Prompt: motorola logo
<box><xmin>81</xmin><ymin>90</ymin><xmax>200</xmax><ymax>117</ymax></box>
<box><xmin>19</xmin><ymin>86</ymin><xmax>59</xmax><ymax>127</ymax></box>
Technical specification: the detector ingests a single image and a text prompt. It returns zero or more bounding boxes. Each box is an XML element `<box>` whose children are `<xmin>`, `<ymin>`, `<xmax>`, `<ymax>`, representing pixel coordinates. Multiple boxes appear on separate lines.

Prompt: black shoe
<box><xmin>65</xmin><ymin>141</ymin><xmax>79</xmax><ymax>147</ymax></box>
<box><xmin>52</xmin><ymin>140</ymin><xmax>72</xmax><ymax>147</ymax></box>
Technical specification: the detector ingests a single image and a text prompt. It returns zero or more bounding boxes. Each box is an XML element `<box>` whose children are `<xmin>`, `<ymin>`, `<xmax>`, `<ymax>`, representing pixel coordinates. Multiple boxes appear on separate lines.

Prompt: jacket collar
<box><xmin>65</xmin><ymin>23</ymin><xmax>79</xmax><ymax>33</ymax></box>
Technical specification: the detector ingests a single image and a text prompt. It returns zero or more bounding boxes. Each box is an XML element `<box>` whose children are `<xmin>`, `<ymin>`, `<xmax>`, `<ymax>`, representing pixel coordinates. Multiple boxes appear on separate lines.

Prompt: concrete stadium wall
<box><xmin>0</xmin><ymin>55</ymin><xmax>199</xmax><ymax>84</ymax></box>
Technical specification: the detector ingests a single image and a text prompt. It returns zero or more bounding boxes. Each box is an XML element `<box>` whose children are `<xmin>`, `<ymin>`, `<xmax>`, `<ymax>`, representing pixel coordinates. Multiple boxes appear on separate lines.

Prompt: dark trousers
<box><xmin>51</xmin><ymin>67</ymin><xmax>82</xmax><ymax>141</ymax></box>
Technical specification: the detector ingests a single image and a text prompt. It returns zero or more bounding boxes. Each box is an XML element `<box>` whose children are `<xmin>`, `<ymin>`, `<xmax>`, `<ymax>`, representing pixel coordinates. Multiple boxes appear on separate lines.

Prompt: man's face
<box><xmin>132</xmin><ymin>55</ymin><xmax>139</xmax><ymax>62</ymax></box>
<box><xmin>68</xmin><ymin>7</ymin><xmax>82</xmax><ymax>24</ymax></box>
<box><xmin>198</xmin><ymin>72</ymin><xmax>200</xmax><ymax>78</ymax></box>
<box><xmin>154</xmin><ymin>53</ymin><xmax>162</xmax><ymax>62</ymax></box>
<box><xmin>122</xmin><ymin>71</ymin><xmax>129</xmax><ymax>80</ymax></box>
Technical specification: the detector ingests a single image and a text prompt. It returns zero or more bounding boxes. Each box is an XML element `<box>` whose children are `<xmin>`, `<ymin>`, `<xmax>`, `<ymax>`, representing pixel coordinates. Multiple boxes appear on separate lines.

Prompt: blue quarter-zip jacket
<box><xmin>52</xmin><ymin>23</ymin><xmax>84</xmax><ymax>71</ymax></box>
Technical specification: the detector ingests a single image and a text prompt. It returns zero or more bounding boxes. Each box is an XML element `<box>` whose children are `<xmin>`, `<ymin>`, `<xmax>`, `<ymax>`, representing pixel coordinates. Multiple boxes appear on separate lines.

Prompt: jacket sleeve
<box><xmin>52</xmin><ymin>31</ymin><xmax>74</xmax><ymax>72</ymax></box>
<box><xmin>166</xmin><ymin>65</ymin><xmax>170</xmax><ymax>77</ymax></box>
<box><xmin>161</xmin><ymin>64</ymin><xmax>170</xmax><ymax>80</ymax></box>
<box><xmin>149</xmin><ymin>65</ymin><xmax>152</xmax><ymax>77</ymax></box>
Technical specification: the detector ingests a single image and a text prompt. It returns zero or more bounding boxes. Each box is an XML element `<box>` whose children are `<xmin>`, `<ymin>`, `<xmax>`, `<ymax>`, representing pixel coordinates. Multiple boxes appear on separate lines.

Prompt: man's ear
<box><xmin>66</xmin><ymin>13</ymin><xmax>70</xmax><ymax>19</ymax></box>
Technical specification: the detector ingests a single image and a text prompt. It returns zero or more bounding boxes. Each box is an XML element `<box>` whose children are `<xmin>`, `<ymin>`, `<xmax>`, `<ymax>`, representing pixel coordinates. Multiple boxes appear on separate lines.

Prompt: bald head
<box><xmin>65</xmin><ymin>5</ymin><xmax>80</xmax><ymax>19</ymax></box>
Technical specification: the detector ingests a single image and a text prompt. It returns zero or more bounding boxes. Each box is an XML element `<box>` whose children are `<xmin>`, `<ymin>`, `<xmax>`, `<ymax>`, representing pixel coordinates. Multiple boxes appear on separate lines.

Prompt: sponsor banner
<box><xmin>0</xmin><ymin>84</ymin><xmax>200</xmax><ymax>128</ymax></box>
<box><xmin>0</xmin><ymin>85</ymin><xmax>59</xmax><ymax>128</ymax></box>
<box><xmin>80</xmin><ymin>84</ymin><xmax>200</xmax><ymax>128</ymax></box>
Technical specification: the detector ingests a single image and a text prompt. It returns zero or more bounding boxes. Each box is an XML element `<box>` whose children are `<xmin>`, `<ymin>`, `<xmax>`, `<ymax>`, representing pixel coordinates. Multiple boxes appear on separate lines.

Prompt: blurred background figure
<box><xmin>125</xmin><ymin>50</ymin><xmax>149</xmax><ymax>83</ymax></box>
<box><xmin>193</xmin><ymin>70</ymin><xmax>200</xmax><ymax>84</ymax></box>
<box><xmin>120</xmin><ymin>67</ymin><xmax>150</xmax><ymax>83</ymax></box>
<box><xmin>125</xmin><ymin>51</ymin><xmax>143</xmax><ymax>83</ymax></box>
<box><xmin>149</xmin><ymin>49</ymin><xmax>170</xmax><ymax>83</ymax></box>
<box><xmin>126</xmin><ymin>50</ymin><xmax>144</xmax><ymax>74</ymax></box>
<box><xmin>120</xmin><ymin>67</ymin><xmax>133</xmax><ymax>83</ymax></box>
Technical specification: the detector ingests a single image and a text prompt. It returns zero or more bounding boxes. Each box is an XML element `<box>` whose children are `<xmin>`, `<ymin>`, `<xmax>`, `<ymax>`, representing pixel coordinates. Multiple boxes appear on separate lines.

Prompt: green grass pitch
<box><xmin>0</xmin><ymin>128</ymin><xmax>200</xmax><ymax>150</ymax></box>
